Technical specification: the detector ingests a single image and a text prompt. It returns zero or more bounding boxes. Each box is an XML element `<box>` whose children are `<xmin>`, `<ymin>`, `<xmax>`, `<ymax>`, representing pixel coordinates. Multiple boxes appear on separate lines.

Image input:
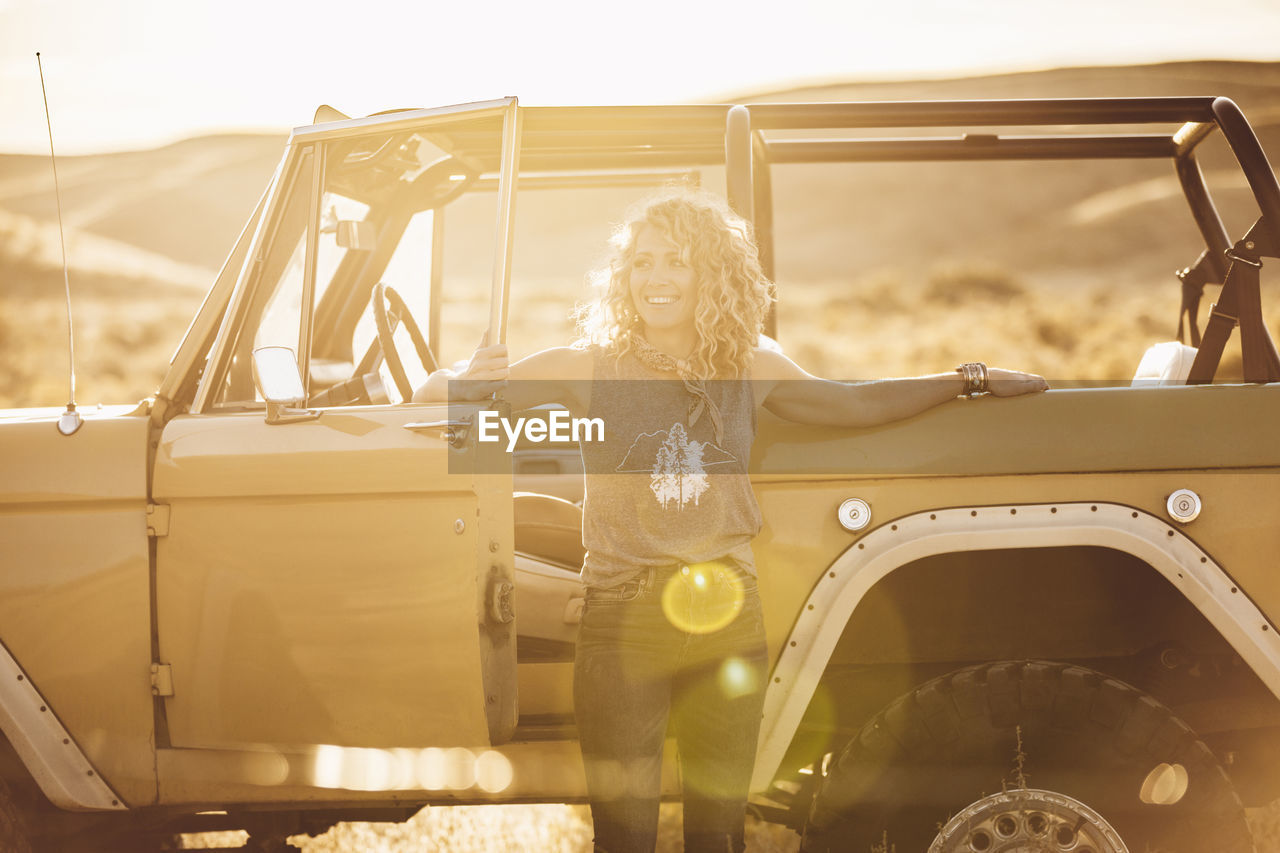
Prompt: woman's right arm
<box><xmin>411</xmin><ymin>343</ymin><xmax>509</xmax><ymax>403</ymax></box>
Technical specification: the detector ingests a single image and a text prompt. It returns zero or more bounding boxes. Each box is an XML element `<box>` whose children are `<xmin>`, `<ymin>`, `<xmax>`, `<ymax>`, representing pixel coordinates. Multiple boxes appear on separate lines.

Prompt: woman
<box><xmin>418</xmin><ymin>190</ymin><xmax>1047</xmax><ymax>852</ymax></box>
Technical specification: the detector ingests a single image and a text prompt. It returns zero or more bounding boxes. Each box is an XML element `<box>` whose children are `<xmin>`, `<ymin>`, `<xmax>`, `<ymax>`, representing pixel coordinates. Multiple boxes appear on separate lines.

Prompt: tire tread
<box><xmin>802</xmin><ymin>660</ymin><xmax>1255</xmax><ymax>853</ymax></box>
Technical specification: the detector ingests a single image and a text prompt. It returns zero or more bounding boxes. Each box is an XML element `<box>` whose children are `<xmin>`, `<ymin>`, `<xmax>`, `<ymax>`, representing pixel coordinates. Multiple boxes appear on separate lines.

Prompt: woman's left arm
<box><xmin>755</xmin><ymin>349</ymin><xmax>1049</xmax><ymax>428</ymax></box>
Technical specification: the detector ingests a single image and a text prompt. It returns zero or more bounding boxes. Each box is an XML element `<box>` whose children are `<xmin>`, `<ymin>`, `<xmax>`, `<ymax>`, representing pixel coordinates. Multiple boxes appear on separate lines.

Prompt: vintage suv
<box><xmin>3</xmin><ymin>96</ymin><xmax>1280</xmax><ymax>853</ymax></box>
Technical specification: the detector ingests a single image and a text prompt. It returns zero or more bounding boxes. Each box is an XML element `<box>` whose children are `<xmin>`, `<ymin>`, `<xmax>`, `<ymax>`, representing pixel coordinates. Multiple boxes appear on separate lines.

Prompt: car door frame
<box><xmin>151</xmin><ymin>99</ymin><xmax>521</xmax><ymax>765</ymax></box>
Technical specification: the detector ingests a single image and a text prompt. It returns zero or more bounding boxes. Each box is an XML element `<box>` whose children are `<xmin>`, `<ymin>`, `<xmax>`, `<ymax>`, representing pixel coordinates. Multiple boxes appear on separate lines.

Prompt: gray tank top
<box><xmin>580</xmin><ymin>348</ymin><xmax>762</xmax><ymax>590</ymax></box>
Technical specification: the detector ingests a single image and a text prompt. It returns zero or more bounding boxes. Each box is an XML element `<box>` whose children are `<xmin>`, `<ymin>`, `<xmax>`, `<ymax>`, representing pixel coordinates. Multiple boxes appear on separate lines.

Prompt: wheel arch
<box><xmin>753</xmin><ymin>501</ymin><xmax>1280</xmax><ymax>791</ymax></box>
<box><xmin>0</xmin><ymin>639</ymin><xmax>125</xmax><ymax>811</ymax></box>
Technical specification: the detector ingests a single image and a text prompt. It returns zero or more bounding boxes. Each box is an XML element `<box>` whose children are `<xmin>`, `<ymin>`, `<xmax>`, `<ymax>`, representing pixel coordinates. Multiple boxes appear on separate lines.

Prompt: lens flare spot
<box><xmin>387</xmin><ymin>748</ymin><xmax>417</xmax><ymax>789</ymax></box>
<box><xmin>240</xmin><ymin>750</ymin><xmax>289</xmax><ymax>787</ymax></box>
<box><xmin>444</xmin><ymin>747</ymin><xmax>477</xmax><ymax>790</ymax></box>
<box><xmin>417</xmin><ymin>747</ymin><xmax>447</xmax><ymax>790</ymax></box>
<box><xmin>313</xmin><ymin>745</ymin><xmax>344</xmax><ymax>788</ymax></box>
<box><xmin>314</xmin><ymin>745</ymin><xmax>498</xmax><ymax>791</ymax></box>
<box><xmin>475</xmin><ymin>750</ymin><xmax>515</xmax><ymax>793</ymax></box>
<box><xmin>347</xmin><ymin>748</ymin><xmax>394</xmax><ymax>790</ymax></box>
<box><xmin>1140</xmin><ymin>762</ymin><xmax>1188</xmax><ymax>805</ymax></box>
<box><xmin>661</xmin><ymin>562</ymin><xmax>744</xmax><ymax>634</ymax></box>
<box><xmin>717</xmin><ymin>656</ymin><xmax>759</xmax><ymax>699</ymax></box>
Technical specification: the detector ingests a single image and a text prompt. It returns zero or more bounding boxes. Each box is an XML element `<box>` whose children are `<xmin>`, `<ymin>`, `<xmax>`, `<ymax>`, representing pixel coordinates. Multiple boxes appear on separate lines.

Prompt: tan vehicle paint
<box><xmin>1</xmin><ymin>96</ymin><xmax>1278</xmax><ymax>850</ymax></box>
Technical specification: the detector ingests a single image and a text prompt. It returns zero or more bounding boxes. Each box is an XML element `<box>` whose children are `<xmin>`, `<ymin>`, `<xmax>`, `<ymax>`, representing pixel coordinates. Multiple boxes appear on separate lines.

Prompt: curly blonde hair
<box><xmin>575</xmin><ymin>189</ymin><xmax>775</xmax><ymax>379</ymax></box>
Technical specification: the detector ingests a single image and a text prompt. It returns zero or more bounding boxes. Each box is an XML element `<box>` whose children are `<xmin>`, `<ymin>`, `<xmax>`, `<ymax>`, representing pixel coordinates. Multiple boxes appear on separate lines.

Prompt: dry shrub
<box><xmin>925</xmin><ymin>263</ymin><xmax>1026</xmax><ymax>305</ymax></box>
<box><xmin>0</xmin><ymin>290</ymin><xmax>200</xmax><ymax>408</ymax></box>
<box><xmin>835</xmin><ymin>269</ymin><xmax>912</xmax><ymax>313</ymax></box>
<box><xmin>182</xmin><ymin>830</ymin><xmax>247</xmax><ymax>848</ymax></box>
<box><xmin>291</xmin><ymin>804</ymin><xmax>592</xmax><ymax>852</ymax></box>
<box><xmin>183</xmin><ymin>803</ymin><xmax>800</xmax><ymax>852</ymax></box>
<box><xmin>179</xmin><ymin>796</ymin><xmax>1280</xmax><ymax>852</ymax></box>
<box><xmin>1033</xmin><ymin>317</ymin><xmax>1078</xmax><ymax>353</ymax></box>
<box><xmin>11</xmin><ymin>257</ymin><xmax>1280</xmax><ymax>410</ymax></box>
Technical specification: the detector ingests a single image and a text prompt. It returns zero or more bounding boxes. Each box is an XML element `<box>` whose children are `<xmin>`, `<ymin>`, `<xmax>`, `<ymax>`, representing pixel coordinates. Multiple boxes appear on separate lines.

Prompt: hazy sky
<box><xmin>3</xmin><ymin>0</ymin><xmax>1279</xmax><ymax>154</ymax></box>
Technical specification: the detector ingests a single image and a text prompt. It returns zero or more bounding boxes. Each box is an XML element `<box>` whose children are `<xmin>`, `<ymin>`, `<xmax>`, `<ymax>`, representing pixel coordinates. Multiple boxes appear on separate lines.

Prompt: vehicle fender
<box><xmin>0</xmin><ymin>411</ymin><xmax>156</xmax><ymax>809</ymax></box>
<box><xmin>751</xmin><ymin>501</ymin><xmax>1280</xmax><ymax>791</ymax></box>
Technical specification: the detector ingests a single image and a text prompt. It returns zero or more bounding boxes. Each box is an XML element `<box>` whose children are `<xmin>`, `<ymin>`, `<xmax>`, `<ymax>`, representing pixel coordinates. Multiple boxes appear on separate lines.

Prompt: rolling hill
<box><xmin>2</xmin><ymin>60</ymin><xmax>1279</xmax><ymax>407</ymax></box>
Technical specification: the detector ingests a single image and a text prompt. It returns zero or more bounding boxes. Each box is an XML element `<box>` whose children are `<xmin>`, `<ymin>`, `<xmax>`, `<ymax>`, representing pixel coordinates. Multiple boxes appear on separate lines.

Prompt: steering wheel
<box><xmin>371</xmin><ymin>282</ymin><xmax>439</xmax><ymax>401</ymax></box>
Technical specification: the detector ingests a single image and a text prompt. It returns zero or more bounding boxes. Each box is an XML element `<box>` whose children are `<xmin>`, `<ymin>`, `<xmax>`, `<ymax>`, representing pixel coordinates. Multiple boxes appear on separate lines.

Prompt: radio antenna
<box><xmin>36</xmin><ymin>52</ymin><xmax>82</xmax><ymax>436</ymax></box>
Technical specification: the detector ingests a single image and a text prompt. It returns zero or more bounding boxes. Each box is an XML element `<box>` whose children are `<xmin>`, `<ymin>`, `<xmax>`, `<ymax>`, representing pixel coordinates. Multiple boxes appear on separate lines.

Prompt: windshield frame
<box><xmin>189</xmin><ymin>98</ymin><xmax>519</xmax><ymax>413</ymax></box>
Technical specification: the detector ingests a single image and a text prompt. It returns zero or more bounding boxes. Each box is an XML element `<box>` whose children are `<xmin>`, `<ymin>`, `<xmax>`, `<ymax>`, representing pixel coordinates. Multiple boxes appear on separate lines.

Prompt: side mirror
<box><xmin>252</xmin><ymin>346</ymin><xmax>320</xmax><ymax>425</ymax></box>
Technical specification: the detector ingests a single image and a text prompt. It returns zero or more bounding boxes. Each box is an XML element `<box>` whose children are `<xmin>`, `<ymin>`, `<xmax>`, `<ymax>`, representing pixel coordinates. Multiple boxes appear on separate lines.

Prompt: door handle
<box><xmin>404</xmin><ymin>419</ymin><xmax>470</xmax><ymax>448</ymax></box>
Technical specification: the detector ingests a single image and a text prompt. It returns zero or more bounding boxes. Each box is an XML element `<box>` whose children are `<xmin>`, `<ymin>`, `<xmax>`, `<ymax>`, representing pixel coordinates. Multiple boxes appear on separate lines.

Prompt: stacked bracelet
<box><xmin>955</xmin><ymin>362</ymin><xmax>989</xmax><ymax>396</ymax></box>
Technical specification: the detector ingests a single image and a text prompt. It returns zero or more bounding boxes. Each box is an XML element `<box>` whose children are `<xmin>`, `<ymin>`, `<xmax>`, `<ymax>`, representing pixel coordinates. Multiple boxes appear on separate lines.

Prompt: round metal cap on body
<box><xmin>837</xmin><ymin>498</ymin><xmax>871</xmax><ymax>532</ymax></box>
<box><xmin>1166</xmin><ymin>489</ymin><xmax>1201</xmax><ymax>524</ymax></box>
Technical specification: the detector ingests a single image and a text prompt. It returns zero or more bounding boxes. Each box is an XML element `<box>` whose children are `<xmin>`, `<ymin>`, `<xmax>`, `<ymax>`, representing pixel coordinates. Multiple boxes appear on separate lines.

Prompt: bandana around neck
<box><xmin>630</xmin><ymin>334</ymin><xmax>725</xmax><ymax>446</ymax></box>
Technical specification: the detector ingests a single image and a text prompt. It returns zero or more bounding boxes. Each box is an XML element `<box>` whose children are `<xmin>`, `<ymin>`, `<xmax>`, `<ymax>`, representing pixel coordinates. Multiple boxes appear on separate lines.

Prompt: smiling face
<box><xmin>628</xmin><ymin>224</ymin><xmax>700</xmax><ymax>346</ymax></box>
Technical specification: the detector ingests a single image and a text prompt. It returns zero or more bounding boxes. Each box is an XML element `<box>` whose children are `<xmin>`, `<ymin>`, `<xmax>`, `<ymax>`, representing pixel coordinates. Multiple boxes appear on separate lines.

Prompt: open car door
<box><xmin>151</xmin><ymin>101</ymin><xmax>520</xmax><ymax>769</ymax></box>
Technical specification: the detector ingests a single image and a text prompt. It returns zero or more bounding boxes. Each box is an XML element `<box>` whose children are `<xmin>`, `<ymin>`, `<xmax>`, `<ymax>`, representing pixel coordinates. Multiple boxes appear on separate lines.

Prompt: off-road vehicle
<box><xmin>2</xmin><ymin>95</ymin><xmax>1279</xmax><ymax>852</ymax></box>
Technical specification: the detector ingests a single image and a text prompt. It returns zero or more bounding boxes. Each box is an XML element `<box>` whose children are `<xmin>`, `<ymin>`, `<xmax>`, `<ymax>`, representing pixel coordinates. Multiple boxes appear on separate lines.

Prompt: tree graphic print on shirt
<box><xmin>616</xmin><ymin>422</ymin><xmax>737</xmax><ymax>510</ymax></box>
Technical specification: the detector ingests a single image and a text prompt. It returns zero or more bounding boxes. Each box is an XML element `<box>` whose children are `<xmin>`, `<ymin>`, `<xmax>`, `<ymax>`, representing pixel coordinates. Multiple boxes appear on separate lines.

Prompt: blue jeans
<box><xmin>574</xmin><ymin>564</ymin><xmax>768</xmax><ymax>853</ymax></box>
